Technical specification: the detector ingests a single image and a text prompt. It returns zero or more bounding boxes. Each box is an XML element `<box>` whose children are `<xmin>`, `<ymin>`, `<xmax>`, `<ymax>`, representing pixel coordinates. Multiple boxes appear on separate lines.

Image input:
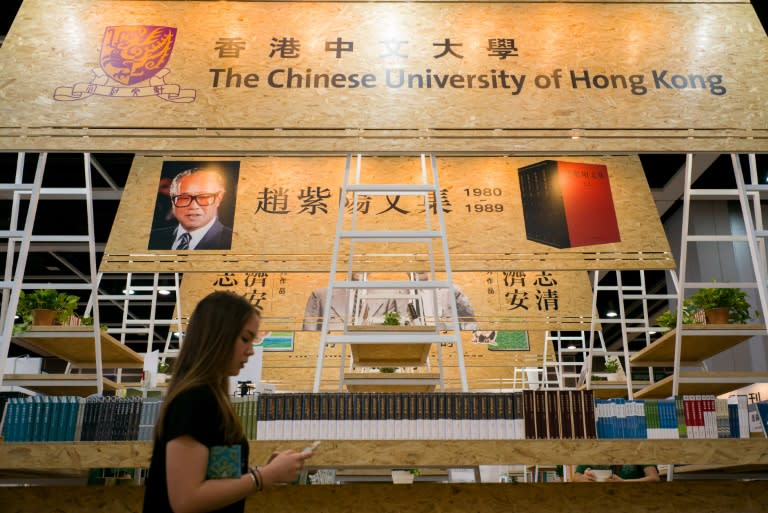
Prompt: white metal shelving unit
<box><xmin>0</xmin><ymin>153</ymin><xmax>106</xmax><ymax>393</ymax></box>
<box><xmin>669</xmin><ymin>153</ymin><xmax>768</xmax><ymax>396</ymax></box>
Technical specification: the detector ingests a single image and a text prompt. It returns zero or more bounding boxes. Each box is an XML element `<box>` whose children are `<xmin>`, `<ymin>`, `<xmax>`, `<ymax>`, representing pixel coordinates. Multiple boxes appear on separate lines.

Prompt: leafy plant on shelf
<box><xmin>382</xmin><ymin>311</ymin><xmax>401</xmax><ymax>326</ymax></box>
<box><xmin>604</xmin><ymin>357</ymin><xmax>620</xmax><ymax>373</ymax></box>
<box><xmin>80</xmin><ymin>315</ymin><xmax>109</xmax><ymax>331</ymax></box>
<box><xmin>655</xmin><ymin>285</ymin><xmax>758</xmax><ymax>328</ymax></box>
<box><xmin>14</xmin><ymin>289</ymin><xmax>80</xmax><ymax>334</ymax></box>
<box><xmin>686</xmin><ymin>286</ymin><xmax>758</xmax><ymax>324</ymax></box>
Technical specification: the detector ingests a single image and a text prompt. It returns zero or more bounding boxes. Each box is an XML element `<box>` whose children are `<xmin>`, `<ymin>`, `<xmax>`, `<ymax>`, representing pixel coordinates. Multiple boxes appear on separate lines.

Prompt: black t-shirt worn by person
<box><xmin>142</xmin><ymin>385</ymin><xmax>249</xmax><ymax>513</ymax></box>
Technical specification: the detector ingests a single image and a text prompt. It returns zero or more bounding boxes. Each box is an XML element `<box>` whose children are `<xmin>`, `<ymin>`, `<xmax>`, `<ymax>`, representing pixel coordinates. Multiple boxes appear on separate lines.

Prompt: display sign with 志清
<box><xmin>177</xmin><ymin>269</ymin><xmax>598</xmax><ymax>332</ymax></box>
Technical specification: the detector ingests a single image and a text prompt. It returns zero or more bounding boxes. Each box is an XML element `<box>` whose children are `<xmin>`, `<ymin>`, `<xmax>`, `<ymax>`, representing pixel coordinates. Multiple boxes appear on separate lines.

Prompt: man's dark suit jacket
<box><xmin>148</xmin><ymin>219</ymin><xmax>233</xmax><ymax>250</ymax></box>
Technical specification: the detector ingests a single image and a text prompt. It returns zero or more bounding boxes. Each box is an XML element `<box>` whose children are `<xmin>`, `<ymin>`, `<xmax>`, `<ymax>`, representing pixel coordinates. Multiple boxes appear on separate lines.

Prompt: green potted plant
<box><xmin>15</xmin><ymin>289</ymin><xmax>80</xmax><ymax>332</ymax></box>
<box><xmin>686</xmin><ymin>286</ymin><xmax>758</xmax><ymax>324</ymax></box>
<box><xmin>604</xmin><ymin>357</ymin><xmax>621</xmax><ymax>381</ymax></box>
<box><xmin>80</xmin><ymin>315</ymin><xmax>109</xmax><ymax>331</ymax></box>
<box><xmin>655</xmin><ymin>303</ymin><xmax>699</xmax><ymax>329</ymax></box>
<box><xmin>391</xmin><ymin>468</ymin><xmax>419</xmax><ymax>484</ymax></box>
<box><xmin>382</xmin><ymin>311</ymin><xmax>401</xmax><ymax>326</ymax></box>
<box><xmin>156</xmin><ymin>360</ymin><xmax>171</xmax><ymax>385</ymax></box>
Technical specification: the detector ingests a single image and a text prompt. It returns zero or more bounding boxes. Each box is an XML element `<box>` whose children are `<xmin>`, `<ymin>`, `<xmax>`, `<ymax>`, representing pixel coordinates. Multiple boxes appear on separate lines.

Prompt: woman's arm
<box><xmin>165</xmin><ymin>437</ymin><xmax>314</xmax><ymax>513</ymax></box>
<box><xmin>572</xmin><ymin>467</ymin><xmax>595</xmax><ymax>482</ymax></box>
<box><xmin>166</xmin><ymin>436</ymin><xmax>255</xmax><ymax>513</ymax></box>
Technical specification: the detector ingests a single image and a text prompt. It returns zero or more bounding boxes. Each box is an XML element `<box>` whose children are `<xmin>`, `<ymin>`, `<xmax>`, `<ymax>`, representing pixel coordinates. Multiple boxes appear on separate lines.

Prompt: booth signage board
<box><xmin>0</xmin><ymin>0</ymin><xmax>765</xmax><ymax>152</ymax></box>
<box><xmin>178</xmin><ymin>270</ymin><xmax>597</xmax><ymax>332</ymax></box>
<box><xmin>100</xmin><ymin>155</ymin><xmax>673</xmax><ymax>272</ymax></box>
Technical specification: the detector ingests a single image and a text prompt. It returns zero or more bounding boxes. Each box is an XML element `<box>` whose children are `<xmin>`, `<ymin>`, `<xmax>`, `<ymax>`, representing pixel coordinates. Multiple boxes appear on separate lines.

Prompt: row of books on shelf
<box><xmin>2</xmin><ymin>391</ymin><xmax>767</xmax><ymax>443</ymax></box>
<box><xmin>0</xmin><ymin>395</ymin><xmax>162</xmax><ymax>443</ymax></box>
<box><xmin>252</xmin><ymin>391</ymin><xmax>768</xmax><ymax>441</ymax></box>
<box><xmin>595</xmin><ymin>395</ymin><xmax>768</xmax><ymax>440</ymax></box>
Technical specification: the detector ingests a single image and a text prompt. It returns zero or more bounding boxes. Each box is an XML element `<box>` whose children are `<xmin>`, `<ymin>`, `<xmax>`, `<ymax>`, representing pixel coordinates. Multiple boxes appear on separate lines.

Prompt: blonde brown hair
<box><xmin>155</xmin><ymin>291</ymin><xmax>258</xmax><ymax>443</ymax></box>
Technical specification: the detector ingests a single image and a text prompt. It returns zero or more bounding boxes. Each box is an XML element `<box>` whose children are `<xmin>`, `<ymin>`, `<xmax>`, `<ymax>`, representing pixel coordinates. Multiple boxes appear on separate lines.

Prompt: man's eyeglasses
<box><xmin>171</xmin><ymin>192</ymin><xmax>220</xmax><ymax>207</ymax></box>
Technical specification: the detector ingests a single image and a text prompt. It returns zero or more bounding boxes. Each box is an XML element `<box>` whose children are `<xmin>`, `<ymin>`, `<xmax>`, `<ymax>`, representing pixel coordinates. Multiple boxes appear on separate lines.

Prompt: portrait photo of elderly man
<box><xmin>148</xmin><ymin>161</ymin><xmax>239</xmax><ymax>250</ymax></box>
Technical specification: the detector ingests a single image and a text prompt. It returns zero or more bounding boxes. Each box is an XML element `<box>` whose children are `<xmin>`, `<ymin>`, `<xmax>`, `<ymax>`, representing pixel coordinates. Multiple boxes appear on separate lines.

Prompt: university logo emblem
<box><xmin>100</xmin><ymin>26</ymin><xmax>177</xmax><ymax>85</ymax></box>
<box><xmin>54</xmin><ymin>25</ymin><xmax>195</xmax><ymax>102</ymax></box>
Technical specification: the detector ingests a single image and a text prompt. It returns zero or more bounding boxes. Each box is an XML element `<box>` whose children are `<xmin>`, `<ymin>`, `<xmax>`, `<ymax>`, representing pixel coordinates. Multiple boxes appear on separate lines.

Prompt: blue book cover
<box><xmin>206</xmin><ymin>445</ymin><xmax>242</xmax><ymax>479</ymax></box>
<box><xmin>755</xmin><ymin>401</ymin><xmax>768</xmax><ymax>437</ymax></box>
<box><xmin>2</xmin><ymin>397</ymin><xmax>18</xmax><ymax>442</ymax></box>
<box><xmin>728</xmin><ymin>403</ymin><xmax>739</xmax><ymax>438</ymax></box>
<box><xmin>46</xmin><ymin>396</ymin><xmax>59</xmax><ymax>441</ymax></box>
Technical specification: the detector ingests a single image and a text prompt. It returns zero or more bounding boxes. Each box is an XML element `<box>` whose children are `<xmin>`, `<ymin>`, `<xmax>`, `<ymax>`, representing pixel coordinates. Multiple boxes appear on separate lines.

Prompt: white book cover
<box><xmin>737</xmin><ymin>396</ymin><xmax>750</xmax><ymax>438</ymax></box>
<box><xmin>74</xmin><ymin>398</ymin><xmax>86</xmax><ymax>442</ymax></box>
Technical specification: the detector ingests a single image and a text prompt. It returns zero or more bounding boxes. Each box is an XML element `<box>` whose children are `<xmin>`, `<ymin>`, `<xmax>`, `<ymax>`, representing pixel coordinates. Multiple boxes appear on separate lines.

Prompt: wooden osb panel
<box><xmin>258</xmin><ymin>330</ymin><xmax>553</xmax><ymax>392</ymax></box>
<box><xmin>102</xmin><ymin>155</ymin><xmax>671</xmax><ymax>272</ymax></box>
<box><xmin>1</xmin><ymin>481</ymin><xmax>767</xmax><ymax>513</ymax></box>
<box><xmin>2</xmin><ymin>439</ymin><xmax>767</xmax><ymax>470</ymax></box>
<box><xmin>174</xmin><ymin>270</ymin><xmax>596</xmax><ymax>331</ymax></box>
<box><xmin>0</xmin><ymin>129</ymin><xmax>765</xmax><ymax>153</ymax></box>
<box><xmin>0</xmin><ymin>1</ymin><xmax>766</xmax><ymax>152</ymax></box>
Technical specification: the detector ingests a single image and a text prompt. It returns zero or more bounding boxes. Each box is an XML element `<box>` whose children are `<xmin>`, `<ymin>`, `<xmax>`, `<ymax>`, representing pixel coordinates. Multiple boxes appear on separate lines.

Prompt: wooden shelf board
<box><xmin>344</xmin><ymin>372</ymin><xmax>440</xmax><ymax>392</ymax></box>
<box><xmin>347</xmin><ymin>325</ymin><xmax>436</xmax><ymax>332</ymax></box>
<box><xmin>630</xmin><ymin>324</ymin><xmax>764</xmax><ymax>366</ymax></box>
<box><xmin>2</xmin><ymin>439</ymin><xmax>768</xmax><ymax>470</ymax></box>
<box><xmin>13</xmin><ymin>326</ymin><xmax>144</xmax><ymax>369</ymax></box>
<box><xmin>661</xmin><ymin>464</ymin><xmax>768</xmax><ymax>475</ymax></box>
<box><xmin>2</xmin><ymin>373</ymin><xmax>120</xmax><ymax>396</ymax></box>
<box><xmin>633</xmin><ymin>371</ymin><xmax>768</xmax><ymax>399</ymax></box>
<box><xmin>351</xmin><ymin>343</ymin><xmax>431</xmax><ymax>367</ymax></box>
<box><xmin>580</xmin><ymin>381</ymin><xmax>652</xmax><ymax>399</ymax></box>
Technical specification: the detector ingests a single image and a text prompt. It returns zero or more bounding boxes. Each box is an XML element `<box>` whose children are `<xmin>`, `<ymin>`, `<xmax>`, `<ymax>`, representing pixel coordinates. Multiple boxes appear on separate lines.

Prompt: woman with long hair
<box><xmin>143</xmin><ymin>291</ymin><xmax>311</xmax><ymax>513</ymax></box>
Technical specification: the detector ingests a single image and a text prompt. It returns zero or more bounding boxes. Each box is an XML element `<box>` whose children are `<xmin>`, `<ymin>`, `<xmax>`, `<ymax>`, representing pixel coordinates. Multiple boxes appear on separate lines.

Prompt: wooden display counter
<box><xmin>2</xmin><ymin>439</ymin><xmax>767</xmax><ymax>470</ymax></box>
<box><xmin>2</xmin><ymin>481</ymin><xmax>768</xmax><ymax>513</ymax></box>
<box><xmin>2</xmin><ymin>440</ymin><xmax>766</xmax><ymax>512</ymax></box>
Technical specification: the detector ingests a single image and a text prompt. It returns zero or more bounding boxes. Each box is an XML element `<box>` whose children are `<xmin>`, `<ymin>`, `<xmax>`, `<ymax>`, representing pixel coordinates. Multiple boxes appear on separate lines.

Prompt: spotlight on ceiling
<box><xmin>122</xmin><ymin>289</ymin><xmax>136</xmax><ymax>295</ymax></box>
<box><xmin>157</xmin><ymin>289</ymin><xmax>172</xmax><ymax>296</ymax></box>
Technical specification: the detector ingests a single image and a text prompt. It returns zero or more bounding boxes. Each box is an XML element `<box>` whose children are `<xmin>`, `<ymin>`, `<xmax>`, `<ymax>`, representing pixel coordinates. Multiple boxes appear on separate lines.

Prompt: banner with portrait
<box><xmin>102</xmin><ymin>155</ymin><xmax>672</xmax><ymax>272</ymax></box>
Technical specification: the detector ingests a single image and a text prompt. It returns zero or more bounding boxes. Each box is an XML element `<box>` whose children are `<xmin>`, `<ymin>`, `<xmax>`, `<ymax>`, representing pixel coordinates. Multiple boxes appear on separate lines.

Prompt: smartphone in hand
<box><xmin>302</xmin><ymin>441</ymin><xmax>321</xmax><ymax>454</ymax></box>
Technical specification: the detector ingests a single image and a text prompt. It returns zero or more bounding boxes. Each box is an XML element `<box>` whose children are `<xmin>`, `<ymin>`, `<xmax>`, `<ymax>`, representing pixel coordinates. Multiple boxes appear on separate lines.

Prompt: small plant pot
<box><xmin>391</xmin><ymin>470</ymin><xmax>415</xmax><ymax>484</ymax></box>
<box><xmin>31</xmin><ymin>308</ymin><xmax>57</xmax><ymax>326</ymax></box>
<box><xmin>606</xmin><ymin>373</ymin><xmax>620</xmax><ymax>382</ymax></box>
<box><xmin>704</xmin><ymin>307</ymin><xmax>731</xmax><ymax>325</ymax></box>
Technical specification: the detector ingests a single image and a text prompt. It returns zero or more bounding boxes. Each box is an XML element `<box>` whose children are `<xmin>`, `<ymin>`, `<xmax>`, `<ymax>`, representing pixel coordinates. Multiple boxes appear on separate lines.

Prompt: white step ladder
<box><xmin>584</xmin><ymin>269</ymin><xmax>680</xmax><ymax>398</ymax></box>
<box><xmin>312</xmin><ymin>154</ymin><xmax>467</xmax><ymax>392</ymax></box>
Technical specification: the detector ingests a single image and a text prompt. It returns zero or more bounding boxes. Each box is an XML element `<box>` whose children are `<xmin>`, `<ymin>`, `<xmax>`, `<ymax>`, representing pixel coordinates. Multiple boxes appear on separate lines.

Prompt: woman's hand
<box><xmin>258</xmin><ymin>450</ymin><xmax>313</xmax><ymax>487</ymax></box>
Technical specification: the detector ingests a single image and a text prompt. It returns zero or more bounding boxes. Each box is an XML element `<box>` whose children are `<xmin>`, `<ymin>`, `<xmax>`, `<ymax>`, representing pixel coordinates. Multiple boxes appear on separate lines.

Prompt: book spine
<box><xmin>583</xmin><ymin>390</ymin><xmax>597</xmax><ymax>439</ymax></box>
